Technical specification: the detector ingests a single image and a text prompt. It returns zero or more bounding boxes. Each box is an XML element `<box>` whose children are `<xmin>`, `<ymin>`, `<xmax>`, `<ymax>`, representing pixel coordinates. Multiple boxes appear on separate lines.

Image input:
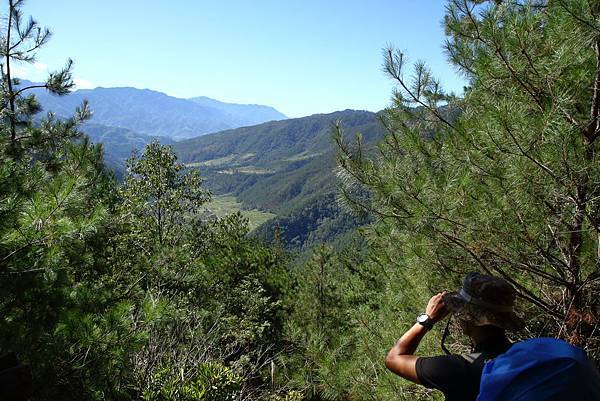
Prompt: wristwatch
<box><xmin>416</xmin><ymin>313</ymin><xmax>434</xmax><ymax>330</ymax></box>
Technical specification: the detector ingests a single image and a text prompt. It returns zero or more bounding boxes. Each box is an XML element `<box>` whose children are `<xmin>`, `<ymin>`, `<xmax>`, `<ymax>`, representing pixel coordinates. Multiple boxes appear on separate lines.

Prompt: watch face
<box><xmin>417</xmin><ymin>314</ymin><xmax>429</xmax><ymax>323</ymax></box>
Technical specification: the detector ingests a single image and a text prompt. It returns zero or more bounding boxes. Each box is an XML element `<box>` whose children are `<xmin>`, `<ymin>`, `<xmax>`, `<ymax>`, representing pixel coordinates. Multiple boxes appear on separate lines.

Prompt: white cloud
<box><xmin>74</xmin><ymin>77</ymin><xmax>95</xmax><ymax>90</ymax></box>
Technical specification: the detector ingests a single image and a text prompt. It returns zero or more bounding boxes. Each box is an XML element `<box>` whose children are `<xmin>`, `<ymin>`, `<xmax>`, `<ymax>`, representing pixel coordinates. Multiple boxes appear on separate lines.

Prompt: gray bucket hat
<box><xmin>442</xmin><ymin>272</ymin><xmax>525</xmax><ymax>331</ymax></box>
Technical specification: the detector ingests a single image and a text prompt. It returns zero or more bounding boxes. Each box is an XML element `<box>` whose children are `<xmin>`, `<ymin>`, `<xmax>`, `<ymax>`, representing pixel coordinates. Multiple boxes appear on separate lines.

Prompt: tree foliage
<box><xmin>0</xmin><ymin>2</ymin><xmax>287</xmax><ymax>400</ymax></box>
<box><xmin>336</xmin><ymin>0</ymin><xmax>600</xmax><ymax>355</ymax></box>
<box><xmin>277</xmin><ymin>1</ymin><xmax>600</xmax><ymax>400</ymax></box>
<box><xmin>118</xmin><ymin>141</ymin><xmax>210</xmax><ymax>249</ymax></box>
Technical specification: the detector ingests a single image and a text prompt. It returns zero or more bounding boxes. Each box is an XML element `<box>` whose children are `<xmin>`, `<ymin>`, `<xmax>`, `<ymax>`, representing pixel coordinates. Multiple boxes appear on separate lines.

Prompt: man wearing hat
<box><xmin>385</xmin><ymin>272</ymin><xmax>524</xmax><ymax>401</ymax></box>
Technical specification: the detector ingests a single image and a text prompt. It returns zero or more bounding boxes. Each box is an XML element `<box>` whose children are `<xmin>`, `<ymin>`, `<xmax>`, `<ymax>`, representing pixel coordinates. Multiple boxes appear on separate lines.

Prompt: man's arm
<box><xmin>385</xmin><ymin>292</ymin><xmax>448</xmax><ymax>384</ymax></box>
<box><xmin>385</xmin><ymin>323</ymin><xmax>429</xmax><ymax>383</ymax></box>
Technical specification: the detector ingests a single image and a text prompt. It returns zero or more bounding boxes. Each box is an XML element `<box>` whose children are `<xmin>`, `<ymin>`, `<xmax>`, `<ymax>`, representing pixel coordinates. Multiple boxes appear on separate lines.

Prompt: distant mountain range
<box><xmin>20</xmin><ymin>80</ymin><xmax>287</xmax><ymax>140</ymax></box>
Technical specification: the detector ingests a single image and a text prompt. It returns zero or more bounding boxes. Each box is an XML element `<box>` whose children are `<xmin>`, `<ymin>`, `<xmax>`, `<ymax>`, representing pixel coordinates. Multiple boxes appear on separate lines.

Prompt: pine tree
<box><xmin>0</xmin><ymin>0</ymin><xmax>86</xmax><ymax>157</ymax></box>
<box><xmin>0</xmin><ymin>2</ymin><xmax>141</xmax><ymax>399</ymax></box>
<box><xmin>118</xmin><ymin>141</ymin><xmax>210</xmax><ymax>250</ymax></box>
<box><xmin>336</xmin><ymin>0</ymin><xmax>600</xmax><ymax>355</ymax></box>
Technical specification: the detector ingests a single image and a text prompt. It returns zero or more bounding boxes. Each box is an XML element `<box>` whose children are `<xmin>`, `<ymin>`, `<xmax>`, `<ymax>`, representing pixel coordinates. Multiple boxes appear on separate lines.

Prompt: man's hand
<box><xmin>426</xmin><ymin>291</ymin><xmax>449</xmax><ymax>323</ymax></box>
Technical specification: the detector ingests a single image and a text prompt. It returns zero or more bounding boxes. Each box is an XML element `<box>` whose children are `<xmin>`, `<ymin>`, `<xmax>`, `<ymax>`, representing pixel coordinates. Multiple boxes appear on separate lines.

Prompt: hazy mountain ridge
<box><xmin>18</xmin><ymin>80</ymin><xmax>287</xmax><ymax>140</ymax></box>
<box><xmin>189</xmin><ymin>96</ymin><xmax>286</xmax><ymax>127</ymax></box>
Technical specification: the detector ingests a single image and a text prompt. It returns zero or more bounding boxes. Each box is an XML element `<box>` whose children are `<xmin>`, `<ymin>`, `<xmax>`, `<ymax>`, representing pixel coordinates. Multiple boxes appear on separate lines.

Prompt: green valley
<box><xmin>203</xmin><ymin>194</ymin><xmax>275</xmax><ymax>231</ymax></box>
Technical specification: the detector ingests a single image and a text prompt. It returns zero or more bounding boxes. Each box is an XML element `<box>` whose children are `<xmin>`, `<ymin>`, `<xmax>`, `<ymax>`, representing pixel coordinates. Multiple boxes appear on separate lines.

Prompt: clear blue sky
<box><xmin>18</xmin><ymin>1</ymin><xmax>465</xmax><ymax>118</ymax></box>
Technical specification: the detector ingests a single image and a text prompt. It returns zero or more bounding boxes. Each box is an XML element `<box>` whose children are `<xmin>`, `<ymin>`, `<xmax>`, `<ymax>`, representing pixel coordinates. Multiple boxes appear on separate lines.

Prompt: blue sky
<box><xmin>18</xmin><ymin>1</ymin><xmax>465</xmax><ymax>117</ymax></box>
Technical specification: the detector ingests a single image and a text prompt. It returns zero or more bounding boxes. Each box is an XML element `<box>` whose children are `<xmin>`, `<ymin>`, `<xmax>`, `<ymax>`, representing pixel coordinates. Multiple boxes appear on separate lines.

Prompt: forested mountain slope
<box><xmin>175</xmin><ymin>109</ymin><xmax>382</xmax><ymax>169</ymax></box>
<box><xmin>174</xmin><ymin>109</ymin><xmax>386</xmax><ymax>248</ymax></box>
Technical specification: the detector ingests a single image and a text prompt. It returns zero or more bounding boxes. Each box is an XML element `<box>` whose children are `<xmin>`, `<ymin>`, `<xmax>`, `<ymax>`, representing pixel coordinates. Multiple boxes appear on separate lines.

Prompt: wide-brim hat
<box><xmin>442</xmin><ymin>272</ymin><xmax>525</xmax><ymax>331</ymax></box>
